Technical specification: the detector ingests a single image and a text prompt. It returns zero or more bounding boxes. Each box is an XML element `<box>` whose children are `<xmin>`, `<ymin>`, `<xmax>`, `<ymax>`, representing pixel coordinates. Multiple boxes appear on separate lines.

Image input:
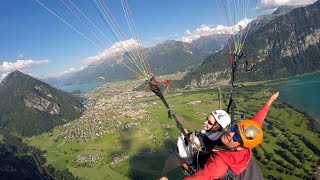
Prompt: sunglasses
<box><xmin>230</xmin><ymin>125</ymin><xmax>242</xmax><ymax>143</ymax></box>
<box><xmin>205</xmin><ymin>118</ymin><xmax>217</xmax><ymax>126</ymax></box>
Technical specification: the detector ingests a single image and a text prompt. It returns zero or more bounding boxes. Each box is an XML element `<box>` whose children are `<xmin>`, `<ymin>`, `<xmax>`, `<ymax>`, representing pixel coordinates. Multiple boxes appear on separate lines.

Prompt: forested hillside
<box><xmin>0</xmin><ymin>71</ymin><xmax>84</xmax><ymax>136</ymax></box>
<box><xmin>180</xmin><ymin>1</ymin><xmax>320</xmax><ymax>87</ymax></box>
<box><xmin>0</xmin><ymin>129</ymin><xmax>78</xmax><ymax>179</ymax></box>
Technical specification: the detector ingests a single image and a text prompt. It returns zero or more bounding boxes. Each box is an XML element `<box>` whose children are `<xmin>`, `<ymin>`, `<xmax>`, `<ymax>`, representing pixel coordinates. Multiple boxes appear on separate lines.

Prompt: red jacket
<box><xmin>183</xmin><ymin>104</ymin><xmax>270</xmax><ymax>180</ymax></box>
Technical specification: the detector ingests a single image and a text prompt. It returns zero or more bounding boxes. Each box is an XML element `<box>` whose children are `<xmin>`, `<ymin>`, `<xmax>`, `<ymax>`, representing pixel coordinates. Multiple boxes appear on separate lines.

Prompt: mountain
<box><xmin>189</xmin><ymin>18</ymin><xmax>256</xmax><ymax>54</ymax></box>
<box><xmin>64</xmin><ymin>59</ymin><xmax>133</xmax><ymax>85</ymax></box>
<box><xmin>243</xmin><ymin>5</ymin><xmax>299</xmax><ymax>39</ymax></box>
<box><xmin>272</xmin><ymin>6</ymin><xmax>300</xmax><ymax>15</ymax></box>
<box><xmin>0</xmin><ymin>71</ymin><xmax>84</xmax><ymax>136</ymax></box>
<box><xmin>0</xmin><ymin>143</ymin><xmax>48</xmax><ymax>180</ymax></box>
<box><xmin>147</xmin><ymin>40</ymin><xmax>208</xmax><ymax>74</ymax></box>
<box><xmin>180</xmin><ymin>1</ymin><xmax>320</xmax><ymax>87</ymax></box>
<box><xmin>190</xmin><ymin>34</ymin><xmax>229</xmax><ymax>54</ymax></box>
<box><xmin>0</xmin><ymin>129</ymin><xmax>78</xmax><ymax>179</ymax></box>
<box><xmin>44</xmin><ymin>40</ymin><xmax>208</xmax><ymax>87</ymax></box>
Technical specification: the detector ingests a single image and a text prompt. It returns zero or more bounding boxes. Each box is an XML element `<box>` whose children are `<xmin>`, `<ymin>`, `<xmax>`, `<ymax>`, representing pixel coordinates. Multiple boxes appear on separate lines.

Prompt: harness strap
<box><xmin>146</xmin><ymin>77</ymin><xmax>191</xmax><ymax>144</ymax></box>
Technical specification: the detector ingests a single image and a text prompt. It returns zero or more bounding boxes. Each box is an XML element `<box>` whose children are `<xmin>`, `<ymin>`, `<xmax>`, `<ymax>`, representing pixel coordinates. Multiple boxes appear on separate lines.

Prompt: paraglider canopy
<box><xmin>96</xmin><ymin>76</ymin><xmax>105</xmax><ymax>81</ymax></box>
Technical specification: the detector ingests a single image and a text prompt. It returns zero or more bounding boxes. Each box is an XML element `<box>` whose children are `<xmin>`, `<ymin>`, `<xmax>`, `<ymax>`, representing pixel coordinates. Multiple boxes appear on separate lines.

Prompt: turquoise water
<box><xmin>58</xmin><ymin>81</ymin><xmax>103</xmax><ymax>93</ymax></box>
<box><xmin>279</xmin><ymin>72</ymin><xmax>320</xmax><ymax>119</ymax></box>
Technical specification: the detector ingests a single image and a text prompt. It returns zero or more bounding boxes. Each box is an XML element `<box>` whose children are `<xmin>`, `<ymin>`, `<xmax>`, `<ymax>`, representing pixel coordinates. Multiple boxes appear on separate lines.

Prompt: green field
<box><xmin>26</xmin><ymin>80</ymin><xmax>320</xmax><ymax>180</ymax></box>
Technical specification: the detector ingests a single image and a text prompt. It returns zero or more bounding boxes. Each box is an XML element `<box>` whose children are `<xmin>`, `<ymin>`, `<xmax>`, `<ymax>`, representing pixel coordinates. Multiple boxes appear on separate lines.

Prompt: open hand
<box><xmin>267</xmin><ymin>91</ymin><xmax>279</xmax><ymax>106</ymax></box>
<box><xmin>270</xmin><ymin>92</ymin><xmax>279</xmax><ymax>101</ymax></box>
<box><xmin>159</xmin><ymin>177</ymin><xmax>168</xmax><ymax>180</ymax></box>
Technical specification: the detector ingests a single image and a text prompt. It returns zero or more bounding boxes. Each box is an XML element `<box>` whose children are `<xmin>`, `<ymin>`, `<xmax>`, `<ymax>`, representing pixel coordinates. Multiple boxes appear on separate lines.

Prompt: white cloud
<box><xmin>44</xmin><ymin>39</ymin><xmax>142</xmax><ymax>78</ymax></box>
<box><xmin>0</xmin><ymin>59</ymin><xmax>50</xmax><ymax>80</ymax></box>
<box><xmin>1</xmin><ymin>72</ymin><xmax>10</xmax><ymax>80</ymax></box>
<box><xmin>181</xmin><ymin>18</ymin><xmax>252</xmax><ymax>43</ymax></box>
<box><xmin>56</xmin><ymin>67</ymin><xmax>77</xmax><ymax>76</ymax></box>
<box><xmin>45</xmin><ymin>66</ymin><xmax>87</xmax><ymax>77</ymax></box>
<box><xmin>180</xmin><ymin>0</ymin><xmax>317</xmax><ymax>43</ymax></box>
<box><xmin>257</xmin><ymin>0</ymin><xmax>317</xmax><ymax>11</ymax></box>
<box><xmin>153</xmin><ymin>33</ymin><xmax>180</xmax><ymax>42</ymax></box>
<box><xmin>82</xmin><ymin>39</ymin><xmax>141</xmax><ymax>65</ymax></box>
<box><xmin>17</xmin><ymin>54</ymin><xmax>24</xmax><ymax>59</ymax></box>
<box><xmin>0</xmin><ymin>59</ymin><xmax>50</xmax><ymax>72</ymax></box>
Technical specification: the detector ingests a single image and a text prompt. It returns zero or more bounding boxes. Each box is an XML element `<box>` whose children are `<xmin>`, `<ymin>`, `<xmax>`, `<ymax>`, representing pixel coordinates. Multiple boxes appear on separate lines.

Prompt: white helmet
<box><xmin>211</xmin><ymin>110</ymin><xmax>231</xmax><ymax>128</ymax></box>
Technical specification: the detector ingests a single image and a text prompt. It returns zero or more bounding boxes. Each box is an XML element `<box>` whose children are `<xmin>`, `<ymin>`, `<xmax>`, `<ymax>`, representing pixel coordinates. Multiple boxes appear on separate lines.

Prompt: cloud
<box><xmin>0</xmin><ymin>59</ymin><xmax>50</xmax><ymax>72</ymax></box>
<box><xmin>45</xmin><ymin>66</ymin><xmax>87</xmax><ymax>78</ymax></box>
<box><xmin>17</xmin><ymin>54</ymin><xmax>24</xmax><ymax>59</ymax></box>
<box><xmin>0</xmin><ymin>59</ymin><xmax>50</xmax><ymax>80</ymax></box>
<box><xmin>153</xmin><ymin>33</ymin><xmax>180</xmax><ymax>42</ymax></box>
<box><xmin>82</xmin><ymin>39</ymin><xmax>141</xmax><ymax>65</ymax></box>
<box><xmin>257</xmin><ymin>0</ymin><xmax>317</xmax><ymax>11</ymax></box>
<box><xmin>1</xmin><ymin>72</ymin><xmax>10</xmax><ymax>80</ymax></box>
<box><xmin>181</xmin><ymin>0</ymin><xmax>317</xmax><ymax>43</ymax></box>
<box><xmin>44</xmin><ymin>39</ymin><xmax>142</xmax><ymax>78</ymax></box>
<box><xmin>181</xmin><ymin>18</ymin><xmax>252</xmax><ymax>43</ymax></box>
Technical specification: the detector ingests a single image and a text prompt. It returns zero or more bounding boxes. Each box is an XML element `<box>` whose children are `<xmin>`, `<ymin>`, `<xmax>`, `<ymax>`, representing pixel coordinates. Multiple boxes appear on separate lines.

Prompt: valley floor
<box><xmin>26</xmin><ymin>78</ymin><xmax>320</xmax><ymax>180</ymax></box>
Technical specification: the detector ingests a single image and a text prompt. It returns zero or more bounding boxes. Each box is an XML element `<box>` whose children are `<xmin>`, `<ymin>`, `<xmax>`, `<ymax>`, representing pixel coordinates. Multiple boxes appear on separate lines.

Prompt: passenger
<box><xmin>177</xmin><ymin>109</ymin><xmax>231</xmax><ymax>175</ymax></box>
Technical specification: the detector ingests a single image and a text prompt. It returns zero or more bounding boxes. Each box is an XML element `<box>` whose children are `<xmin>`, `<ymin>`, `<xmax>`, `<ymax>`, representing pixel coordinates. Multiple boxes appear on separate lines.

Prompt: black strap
<box><xmin>227</xmin><ymin>53</ymin><xmax>239</xmax><ymax>123</ymax></box>
<box><xmin>227</xmin><ymin>94</ymin><xmax>236</xmax><ymax>124</ymax></box>
<box><xmin>227</xmin><ymin>51</ymin><xmax>255</xmax><ymax>123</ymax></box>
<box><xmin>146</xmin><ymin>77</ymin><xmax>191</xmax><ymax>143</ymax></box>
<box><xmin>245</xmin><ymin>59</ymin><xmax>255</xmax><ymax>72</ymax></box>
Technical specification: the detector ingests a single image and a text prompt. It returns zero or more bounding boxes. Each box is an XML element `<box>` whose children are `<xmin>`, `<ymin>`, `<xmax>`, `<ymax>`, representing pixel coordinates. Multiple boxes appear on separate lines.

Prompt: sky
<box><xmin>0</xmin><ymin>0</ymin><xmax>317</xmax><ymax>80</ymax></box>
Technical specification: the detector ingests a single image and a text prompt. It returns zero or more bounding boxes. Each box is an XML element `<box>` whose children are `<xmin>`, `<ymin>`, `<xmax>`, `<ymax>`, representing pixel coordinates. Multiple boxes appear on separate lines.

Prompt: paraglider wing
<box><xmin>96</xmin><ymin>76</ymin><xmax>105</xmax><ymax>81</ymax></box>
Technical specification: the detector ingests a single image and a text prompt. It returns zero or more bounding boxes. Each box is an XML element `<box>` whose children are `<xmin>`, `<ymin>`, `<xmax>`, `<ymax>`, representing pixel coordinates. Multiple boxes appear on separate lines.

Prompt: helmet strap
<box><xmin>207</xmin><ymin>123</ymin><xmax>222</xmax><ymax>132</ymax></box>
<box><xmin>207</xmin><ymin>126</ymin><xmax>214</xmax><ymax>132</ymax></box>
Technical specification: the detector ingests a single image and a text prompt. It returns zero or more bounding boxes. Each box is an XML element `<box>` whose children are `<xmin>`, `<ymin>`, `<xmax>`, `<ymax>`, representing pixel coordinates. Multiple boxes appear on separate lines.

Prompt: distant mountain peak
<box><xmin>4</xmin><ymin>70</ymin><xmax>26</xmax><ymax>79</ymax></box>
<box><xmin>1</xmin><ymin>70</ymin><xmax>32</xmax><ymax>88</ymax></box>
<box><xmin>272</xmin><ymin>5</ymin><xmax>299</xmax><ymax>15</ymax></box>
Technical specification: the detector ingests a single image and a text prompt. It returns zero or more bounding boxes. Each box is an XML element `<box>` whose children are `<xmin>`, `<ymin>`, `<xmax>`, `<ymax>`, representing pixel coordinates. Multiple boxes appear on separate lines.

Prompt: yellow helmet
<box><xmin>237</xmin><ymin>120</ymin><xmax>263</xmax><ymax>149</ymax></box>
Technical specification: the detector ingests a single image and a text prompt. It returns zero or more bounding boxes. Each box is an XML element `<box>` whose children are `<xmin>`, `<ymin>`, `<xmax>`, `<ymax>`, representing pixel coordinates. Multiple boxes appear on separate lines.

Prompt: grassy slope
<box><xmin>26</xmin><ymin>80</ymin><xmax>320</xmax><ymax>180</ymax></box>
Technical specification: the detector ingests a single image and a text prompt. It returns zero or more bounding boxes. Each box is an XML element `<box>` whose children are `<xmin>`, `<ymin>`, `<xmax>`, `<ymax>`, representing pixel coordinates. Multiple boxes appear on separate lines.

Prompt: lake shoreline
<box><xmin>277</xmin><ymin>71</ymin><xmax>320</xmax><ymax>126</ymax></box>
<box><xmin>266</xmin><ymin>71</ymin><xmax>320</xmax><ymax>85</ymax></box>
<box><xmin>282</xmin><ymin>101</ymin><xmax>320</xmax><ymax>121</ymax></box>
<box><xmin>281</xmin><ymin>101</ymin><xmax>320</xmax><ymax>132</ymax></box>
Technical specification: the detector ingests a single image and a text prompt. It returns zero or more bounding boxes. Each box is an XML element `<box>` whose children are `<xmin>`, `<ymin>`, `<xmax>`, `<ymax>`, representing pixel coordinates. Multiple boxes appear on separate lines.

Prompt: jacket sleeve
<box><xmin>252</xmin><ymin>104</ymin><xmax>270</xmax><ymax>127</ymax></box>
<box><xmin>183</xmin><ymin>155</ymin><xmax>228</xmax><ymax>180</ymax></box>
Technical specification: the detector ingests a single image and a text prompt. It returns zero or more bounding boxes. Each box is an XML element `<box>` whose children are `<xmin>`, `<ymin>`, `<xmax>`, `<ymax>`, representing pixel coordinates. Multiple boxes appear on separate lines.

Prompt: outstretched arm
<box><xmin>253</xmin><ymin>92</ymin><xmax>280</xmax><ymax>126</ymax></box>
<box><xmin>266</xmin><ymin>91</ymin><xmax>280</xmax><ymax>106</ymax></box>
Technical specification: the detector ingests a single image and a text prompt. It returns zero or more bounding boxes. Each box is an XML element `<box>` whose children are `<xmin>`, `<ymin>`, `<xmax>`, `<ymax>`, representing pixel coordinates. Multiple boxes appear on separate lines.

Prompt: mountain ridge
<box><xmin>0</xmin><ymin>70</ymin><xmax>84</xmax><ymax>136</ymax></box>
<box><xmin>178</xmin><ymin>0</ymin><xmax>320</xmax><ymax>88</ymax></box>
<box><xmin>45</xmin><ymin>40</ymin><xmax>208</xmax><ymax>87</ymax></box>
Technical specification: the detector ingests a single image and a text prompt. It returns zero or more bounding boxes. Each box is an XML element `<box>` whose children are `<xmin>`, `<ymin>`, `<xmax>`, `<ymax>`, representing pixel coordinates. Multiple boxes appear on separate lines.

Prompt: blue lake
<box><xmin>58</xmin><ymin>81</ymin><xmax>103</xmax><ymax>93</ymax></box>
<box><xmin>279</xmin><ymin>72</ymin><xmax>320</xmax><ymax>120</ymax></box>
